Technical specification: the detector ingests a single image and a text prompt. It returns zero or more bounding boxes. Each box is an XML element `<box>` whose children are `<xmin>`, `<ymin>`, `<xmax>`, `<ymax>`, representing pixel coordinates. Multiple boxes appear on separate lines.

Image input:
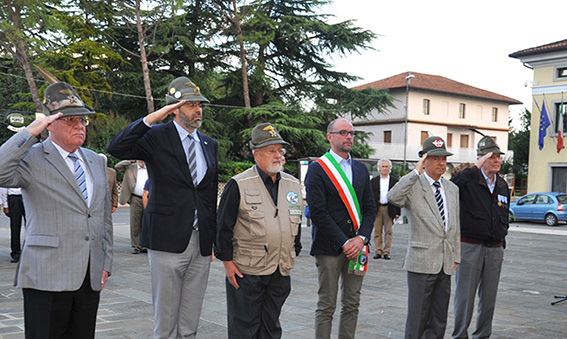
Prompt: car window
<box><xmin>535</xmin><ymin>195</ymin><xmax>551</xmax><ymax>204</ymax></box>
<box><xmin>518</xmin><ymin>195</ymin><xmax>536</xmax><ymax>205</ymax></box>
<box><xmin>557</xmin><ymin>195</ymin><xmax>567</xmax><ymax>204</ymax></box>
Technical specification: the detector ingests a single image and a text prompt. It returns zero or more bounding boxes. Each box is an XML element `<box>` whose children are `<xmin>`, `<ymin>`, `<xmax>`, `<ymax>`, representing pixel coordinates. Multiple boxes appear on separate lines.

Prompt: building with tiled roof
<box><xmin>510</xmin><ymin>40</ymin><xmax>567</xmax><ymax>193</ymax></box>
<box><xmin>352</xmin><ymin>72</ymin><xmax>521</xmax><ymax>168</ymax></box>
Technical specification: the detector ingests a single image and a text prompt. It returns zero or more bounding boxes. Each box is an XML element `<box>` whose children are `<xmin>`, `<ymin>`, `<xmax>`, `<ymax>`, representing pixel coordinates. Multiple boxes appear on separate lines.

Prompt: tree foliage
<box><xmin>0</xmin><ymin>0</ymin><xmax>394</xmax><ymax>168</ymax></box>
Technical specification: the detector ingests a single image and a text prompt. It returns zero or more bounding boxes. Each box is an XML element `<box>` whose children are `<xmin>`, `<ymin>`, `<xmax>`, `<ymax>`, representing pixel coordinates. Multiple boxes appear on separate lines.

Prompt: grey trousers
<box><xmin>452</xmin><ymin>242</ymin><xmax>504</xmax><ymax>339</ymax></box>
<box><xmin>314</xmin><ymin>254</ymin><xmax>364</xmax><ymax>339</ymax></box>
<box><xmin>148</xmin><ymin>230</ymin><xmax>211</xmax><ymax>339</ymax></box>
<box><xmin>405</xmin><ymin>271</ymin><xmax>451</xmax><ymax>339</ymax></box>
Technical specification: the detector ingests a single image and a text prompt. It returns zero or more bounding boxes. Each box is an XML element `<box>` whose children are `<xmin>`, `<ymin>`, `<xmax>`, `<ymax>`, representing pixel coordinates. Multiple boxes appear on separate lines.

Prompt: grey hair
<box><xmin>378</xmin><ymin>158</ymin><xmax>392</xmax><ymax>168</ymax></box>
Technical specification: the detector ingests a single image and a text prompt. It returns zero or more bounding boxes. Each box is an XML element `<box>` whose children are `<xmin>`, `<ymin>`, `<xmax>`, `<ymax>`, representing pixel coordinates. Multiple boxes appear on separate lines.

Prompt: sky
<box><xmin>322</xmin><ymin>0</ymin><xmax>567</xmax><ymax>129</ymax></box>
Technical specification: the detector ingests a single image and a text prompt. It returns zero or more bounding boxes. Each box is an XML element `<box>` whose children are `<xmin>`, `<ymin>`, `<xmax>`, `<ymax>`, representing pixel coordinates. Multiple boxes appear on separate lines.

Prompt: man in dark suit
<box><xmin>306</xmin><ymin>118</ymin><xmax>377</xmax><ymax>339</ymax></box>
<box><xmin>0</xmin><ymin>82</ymin><xmax>113</xmax><ymax>338</ymax></box>
<box><xmin>108</xmin><ymin>76</ymin><xmax>218</xmax><ymax>339</ymax></box>
<box><xmin>370</xmin><ymin>158</ymin><xmax>400</xmax><ymax>260</ymax></box>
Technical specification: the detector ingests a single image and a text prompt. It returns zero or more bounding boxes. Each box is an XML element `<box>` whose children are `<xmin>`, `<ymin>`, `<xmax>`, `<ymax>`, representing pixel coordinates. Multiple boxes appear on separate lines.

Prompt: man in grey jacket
<box><xmin>388</xmin><ymin>135</ymin><xmax>460</xmax><ymax>339</ymax></box>
<box><xmin>0</xmin><ymin>82</ymin><xmax>113</xmax><ymax>338</ymax></box>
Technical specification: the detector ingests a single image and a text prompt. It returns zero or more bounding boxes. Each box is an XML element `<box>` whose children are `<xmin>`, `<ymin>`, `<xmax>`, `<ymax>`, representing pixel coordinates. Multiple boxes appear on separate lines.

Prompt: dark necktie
<box><xmin>68</xmin><ymin>153</ymin><xmax>88</xmax><ymax>201</ymax></box>
<box><xmin>433</xmin><ymin>181</ymin><xmax>445</xmax><ymax>225</ymax></box>
<box><xmin>187</xmin><ymin>135</ymin><xmax>199</xmax><ymax>230</ymax></box>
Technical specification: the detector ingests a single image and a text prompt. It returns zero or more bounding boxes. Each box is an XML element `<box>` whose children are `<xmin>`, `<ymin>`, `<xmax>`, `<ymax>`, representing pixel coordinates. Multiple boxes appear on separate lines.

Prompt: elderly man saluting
<box><xmin>388</xmin><ymin>135</ymin><xmax>460</xmax><ymax>339</ymax></box>
<box><xmin>0</xmin><ymin>82</ymin><xmax>113</xmax><ymax>338</ymax></box>
<box><xmin>216</xmin><ymin>123</ymin><xmax>303</xmax><ymax>338</ymax></box>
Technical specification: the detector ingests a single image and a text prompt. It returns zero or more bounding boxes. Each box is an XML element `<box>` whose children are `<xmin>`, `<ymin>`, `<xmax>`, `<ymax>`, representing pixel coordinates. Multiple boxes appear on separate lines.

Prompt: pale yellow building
<box><xmin>510</xmin><ymin>40</ymin><xmax>567</xmax><ymax>193</ymax></box>
<box><xmin>352</xmin><ymin>72</ymin><xmax>521</xmax><ymax>170</ymax></box>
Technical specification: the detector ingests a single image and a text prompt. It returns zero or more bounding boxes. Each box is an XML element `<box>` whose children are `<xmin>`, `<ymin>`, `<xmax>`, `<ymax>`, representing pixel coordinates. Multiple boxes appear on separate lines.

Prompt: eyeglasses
<box><xmin>329</xmin><ymin>130</ymin><xmax>356</xmax><ymax>137</ymax></box>
<box><xmin>183</xmin><ymin>101</ymin><xmax>206</xmax><ymax>108</ymax></box>
<box><xmin>58</xmin><ymin>116</ymin><xmax>90</xmax><ymax>126</ymax></box>
<box><xmin>262</xmin><ymin>148</ymin><xmax>287</xmax><ymax>157</ymax></box>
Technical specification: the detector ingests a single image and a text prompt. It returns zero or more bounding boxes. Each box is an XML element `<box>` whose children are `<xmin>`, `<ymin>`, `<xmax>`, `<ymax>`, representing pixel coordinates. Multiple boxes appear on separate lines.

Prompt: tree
<box><xmin>0</xmin><ymin>0</ymin><xmax>64</xmax><ymax>112</ymax></box>
<box><xmin>508</xmin><ymin>108</ymin><xmax>530</xmax><ymax>176</ymax></box>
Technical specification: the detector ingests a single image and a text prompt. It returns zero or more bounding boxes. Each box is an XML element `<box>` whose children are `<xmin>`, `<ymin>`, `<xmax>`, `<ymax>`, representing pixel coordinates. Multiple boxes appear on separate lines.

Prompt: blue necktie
<box><xmin>187</xmin><ymin>136</ymin><xmax>199</xmax><ymax>230</ymax></box>
<box><xmin>68</xmin><ymin>153</ymin><xmax>88</xmax><ymax>201</ymax></box>
<box><xmin>433</xmin><ymin>181</ymin><xmax>445</xmax><ymax>225</ymax></box>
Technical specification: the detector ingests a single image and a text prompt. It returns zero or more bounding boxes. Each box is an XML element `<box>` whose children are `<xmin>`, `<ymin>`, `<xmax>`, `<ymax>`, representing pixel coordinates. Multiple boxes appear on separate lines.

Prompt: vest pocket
<box><xmin>234</xmin><ymin>243</ymin><xmax>267</xmax><ymax>268</ymax></box>
<box><xmin>289</xmin><ymin>215</ymin><xmax>301</xmax><ymax>236</ymax></box>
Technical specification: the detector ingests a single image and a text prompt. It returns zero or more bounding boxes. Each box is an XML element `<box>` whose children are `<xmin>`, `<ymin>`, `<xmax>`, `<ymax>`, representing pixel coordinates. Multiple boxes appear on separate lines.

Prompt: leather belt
<box><xmin>131</xmin><ymin>194</ymin><xmax>143</xmax><ymax>198</ymax></box>
<box><xmin>379</xmin><ymin>203</ymin><xmax>388</xmax><ymax>206</ymax></box>
<box><xmin>461</xmin><ymin>236</ymin><xmax>503</xmax><ymax>248</ymax></box>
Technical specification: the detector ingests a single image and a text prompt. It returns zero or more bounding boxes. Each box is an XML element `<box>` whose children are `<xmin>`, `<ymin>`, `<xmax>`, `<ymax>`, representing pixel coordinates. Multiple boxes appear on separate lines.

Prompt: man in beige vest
<box><xmin>216</xmin><ymin>123</ymin><xmax>303</xmax><ymax>338</ymax></box>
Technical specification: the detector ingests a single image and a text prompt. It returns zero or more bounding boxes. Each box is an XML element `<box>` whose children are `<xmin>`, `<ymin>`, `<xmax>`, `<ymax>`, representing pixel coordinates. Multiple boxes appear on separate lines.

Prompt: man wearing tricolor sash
<box><xmin>306</xmin><ymin>118</ymin><xmax>377</xmax><ymax>339</ymax></box>
<box><xmin>388</xmin><ymin>135</ymin><xmax>460</xmax><ymax>339</ymax></box>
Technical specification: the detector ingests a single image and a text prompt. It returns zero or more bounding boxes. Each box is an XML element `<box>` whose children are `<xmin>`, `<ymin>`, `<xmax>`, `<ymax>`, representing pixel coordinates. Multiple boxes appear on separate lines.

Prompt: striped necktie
<box><xmin>187</xmin><ymin>135</ymin><xmax>199</xmax><ymax>230</ymax></box>
<box><xmin>68</xmin><ymin>153</ymin><xmax>88</xmax><ymax>201</ymax></box>
<box><xmin>433</xmin><ymin>181</ymin><xmax>445</xmax><ymax>225</ymax></box>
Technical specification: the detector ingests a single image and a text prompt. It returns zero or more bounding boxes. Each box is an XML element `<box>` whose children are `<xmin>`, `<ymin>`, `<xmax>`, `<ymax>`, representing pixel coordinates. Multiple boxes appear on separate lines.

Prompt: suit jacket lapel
<box><xmin>165</xmin><ymin>122</ymin><xmax>194</xmax><ymax>187</ymax></box>
<box><xmin>442</xmin><ymin>178</ymin><xmax>457</xmax><ymax>230</ymax></box>
<box><xmin>197</xmin><ymin>131</ymin><xmax>214</xmax><ymax>182</ymax></box>
<box><xmin>419</xmin><ymin>175</ymin><xmax>445</xmax><ymax>230</ymax></box>
<box><xmin>43</xmin><ymin>139</ymin><xmax>87</xmax><ymax>205</ymax></box>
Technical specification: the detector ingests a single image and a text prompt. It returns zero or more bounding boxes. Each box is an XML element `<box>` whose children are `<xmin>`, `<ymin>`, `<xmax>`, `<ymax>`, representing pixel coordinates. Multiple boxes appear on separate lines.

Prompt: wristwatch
<box><xmin>359</xmin><ymin>235</ymin><xmax>369</xmax><ymax>245</ymax></box>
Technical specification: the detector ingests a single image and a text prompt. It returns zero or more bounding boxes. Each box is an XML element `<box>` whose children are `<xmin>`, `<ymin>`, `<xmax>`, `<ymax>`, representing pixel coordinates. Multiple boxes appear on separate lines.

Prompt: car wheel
<box><xmin>509</xmin><ymin>213</ymin><xmax>515</xmax><ymax>223</ymax></box>
<box><xmin>545</xmin><ymin>213</ymin><xmax>559</xmax><ymax>226</ymax></box>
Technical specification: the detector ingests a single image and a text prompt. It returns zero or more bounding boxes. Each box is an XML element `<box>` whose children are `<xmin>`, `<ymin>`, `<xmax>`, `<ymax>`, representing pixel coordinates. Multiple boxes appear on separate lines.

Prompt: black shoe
<box><xmin>10</xmin><ymin>256</ymin><xmax>19</xmax><ymax>263</ymax></box>
<box><xmin>383</xmin><ymin>254</ymin><xmax>391</xmax><ymax>260</ymax></box>
<box><xmin>140</xmin><ymin>248</ymin><xmax>148</xmax><ymax>253</ymax></box>
<box><xmin>373</xmin><ymin>253</ymin><xmax>382</xmax><ymax>259</ymax></box>
<box><xmin>131</xmin><ymin>248</ymin><xmax>141</xmax><ymax>254</ymax></box>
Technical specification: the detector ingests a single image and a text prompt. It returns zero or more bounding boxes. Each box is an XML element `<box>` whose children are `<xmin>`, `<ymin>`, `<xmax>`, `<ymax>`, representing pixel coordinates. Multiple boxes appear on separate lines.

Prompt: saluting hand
<box><xmin>26</xmin><ymin>113</ymin><xmax>62</xmax><ymax>136</ymax></box>
<box><xmin>415</xmin><ymin>154</ymin><xmax>427</xmax><ymax>174</ymax></box>
<box><xmin>145</xmin><ymin>100</ymin><xmax>186</xmax><ymax>125</ymax></box>
<box><xmin>475</xmin><ymin>152</ymin><xmax>493</xmax><ymax>169</ymax></box>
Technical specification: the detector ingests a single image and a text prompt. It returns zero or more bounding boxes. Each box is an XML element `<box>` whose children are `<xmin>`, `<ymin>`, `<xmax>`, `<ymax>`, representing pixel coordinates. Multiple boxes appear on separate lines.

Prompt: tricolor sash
<box><xmin>316</xmin><ymin>152</ymin><xmax>368</xmax><ymax>275</ymax></box>
<box><xmin>315</xmin><ymin>152</ymin><xmax>361</xmax><ymax>229</ymax></box>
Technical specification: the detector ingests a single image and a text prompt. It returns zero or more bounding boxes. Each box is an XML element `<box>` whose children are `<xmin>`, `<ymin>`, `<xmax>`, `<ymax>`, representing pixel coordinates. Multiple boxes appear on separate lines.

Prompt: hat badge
<box><xmin>433</xmin><ymin>139</ymin><xmax>444</xmax><ymax>148</ymax></box>
<box><xmin>263</xmin><ymin>125</ymin><xmax>278</xmax><ymax>137</ymax></box>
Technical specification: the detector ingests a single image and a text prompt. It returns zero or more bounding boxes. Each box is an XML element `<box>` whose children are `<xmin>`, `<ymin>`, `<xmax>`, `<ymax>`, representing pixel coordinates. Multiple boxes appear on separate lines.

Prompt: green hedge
<box><xmin>219</xmin><ymin>161</ymin><xmax>255</xmax><ymax>182</ymax></box>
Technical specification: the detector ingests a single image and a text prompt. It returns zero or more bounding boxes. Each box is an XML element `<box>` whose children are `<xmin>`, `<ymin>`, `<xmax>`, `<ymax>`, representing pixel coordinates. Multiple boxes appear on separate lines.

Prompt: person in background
<box><xmin>99</xmin><ymin>153</ymin><xmax>118</xmax><ymax>213</ymax></box>
<box><xmin>115</xmin><ymin>159</ymin><xmax>147</xmax><ymax>254</ymax></box>
<box><xmin>451</xmin><ymin>136</ymin><xmax>509</xmax><ymax>339</ymax></box>
<box><xmin>370</xmin><ymin>158</ymin><xmax>400</xmax><ymax>260</ymax></box>
<box><xmin>305</xmin><ymin>118</ymin><xmax>376</xmax><ymax>339</ymax></box>
<box><xmin>0</xmin><ymin>81</ymin><xmax>113</xmax><ymax>338</ymax></box>
<box><xmin>0</xmin><ymin>186</ymin><xmax>25</xmax><ymax>262</ymax></box>
<box><xmin>142</xmin><ymin>179</ymin><xmax>149</xmax><ymax>209</ymax></box>
<box><xmin>388</xmin><ymin>136</ymin><xmax>460</xmax><ymax>339</ymax></box>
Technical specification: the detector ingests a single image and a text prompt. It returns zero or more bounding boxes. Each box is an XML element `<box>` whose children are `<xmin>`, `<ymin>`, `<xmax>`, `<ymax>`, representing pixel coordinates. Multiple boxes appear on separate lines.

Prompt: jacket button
<box><xmin>85</xmin><ymin>236</ymin><xmax>90</xmax><ymax>241</ymax></box>
<box><xmin>347</xmin><ymin>220</ymin><xmax>352</xmax><ymax>224</ymax></box>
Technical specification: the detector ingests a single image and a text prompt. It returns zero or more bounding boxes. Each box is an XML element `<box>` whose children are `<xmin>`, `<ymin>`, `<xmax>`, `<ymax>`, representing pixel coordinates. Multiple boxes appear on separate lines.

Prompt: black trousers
<box><xmin>23</xmin><ymin>270</ymin><xmax>100</xmax><ymax>339</ymax></box>
<box><xmin>7</xmin><ymin>194</ymin><xmax>25</xmax><ymax>259</ymax></box>
<box><xmin>226</xmin><ymin>269</ymin><xmax>291</xmax><ymax>339</ymax></box>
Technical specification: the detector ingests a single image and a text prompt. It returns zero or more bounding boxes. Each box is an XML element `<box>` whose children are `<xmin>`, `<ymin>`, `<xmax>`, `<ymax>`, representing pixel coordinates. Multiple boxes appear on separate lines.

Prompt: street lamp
<box><xmin>402</xmin><ymin>73</ymin><xmax>415</xmax><ymax>170</ymax></box>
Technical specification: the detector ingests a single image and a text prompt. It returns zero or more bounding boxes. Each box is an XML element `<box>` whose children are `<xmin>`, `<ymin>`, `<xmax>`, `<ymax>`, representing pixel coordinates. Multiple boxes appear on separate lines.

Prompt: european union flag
<box><xmin>539</xmin><ymin>101</ymin><xmax>551</xmax><ymax>150</ymax></box>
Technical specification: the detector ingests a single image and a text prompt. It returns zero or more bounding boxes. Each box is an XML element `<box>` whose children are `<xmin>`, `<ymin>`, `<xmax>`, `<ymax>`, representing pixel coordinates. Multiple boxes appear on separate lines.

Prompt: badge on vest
<box><xmin>286</xmin><ymin>191</ymin><xmax>299</xmax><ymax>205</ymax></box>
